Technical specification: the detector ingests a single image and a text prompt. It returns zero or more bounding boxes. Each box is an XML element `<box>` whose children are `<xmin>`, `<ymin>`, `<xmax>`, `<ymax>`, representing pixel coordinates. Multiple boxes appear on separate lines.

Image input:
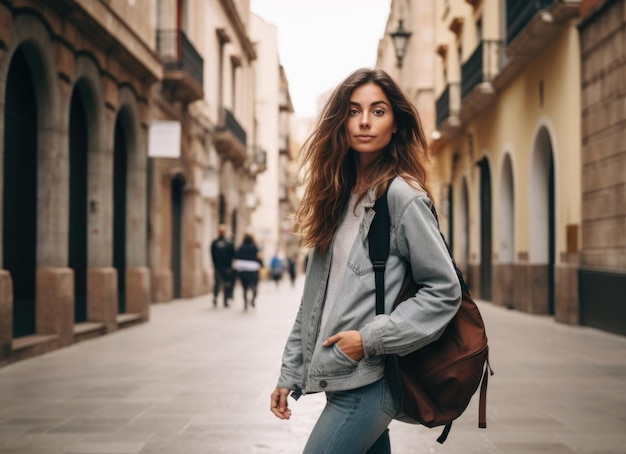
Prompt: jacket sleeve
<box><xmin>360</xmin><ymin>195</ymin><xmax>461</xmax><ymax>358</ymax></box>
<box><xmin>276</xmin><ymin>302</ymin><xmax>305</xmax><ymax>390</ymax></box>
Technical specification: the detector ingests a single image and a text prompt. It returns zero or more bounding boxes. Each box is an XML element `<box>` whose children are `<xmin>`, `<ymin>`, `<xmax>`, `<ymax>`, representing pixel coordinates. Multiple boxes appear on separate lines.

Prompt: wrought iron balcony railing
<box><xmin>506</xmin><ymin>0</ymin><xmax>554</xmax><ymax>45</ymax></box>
<box><xmin>219</xmin><ymin>107</ymin><xmax>247</xmax><ymax>147</ymax></box>
<box><xmin>436</xmin><ymin>82</ymin><xmax>461</xmax><ymax>126</ymax></box>
<box><xmin>250</xmin><ymin>146</ymin><xmax>267</xmax><ymax>173</ymax></box>
<box><xmin>461</xmin><ymin>40</ymin><xmax>503</xmax><ymax>99</ymax></box>
<box><xmin>157</xmin><ymin>29</ymin><xmax>204</xmax><ymax>89</ymax></box>
<box><xmin>436</xmin><ymin>84</ymin><xmax>451</xmax><ymax>126</ymax></box>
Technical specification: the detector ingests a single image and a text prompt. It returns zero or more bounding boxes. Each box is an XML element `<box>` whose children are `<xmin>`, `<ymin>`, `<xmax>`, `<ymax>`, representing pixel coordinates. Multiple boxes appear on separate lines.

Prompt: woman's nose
<box><xmin>360</xmin><ymin>115</ymin><xmax>370</xmax><ymax>128</ymax></box>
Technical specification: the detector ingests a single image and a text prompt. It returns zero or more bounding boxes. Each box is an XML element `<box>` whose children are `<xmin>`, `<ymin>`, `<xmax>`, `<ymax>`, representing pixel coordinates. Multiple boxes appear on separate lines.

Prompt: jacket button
<box><xmin>319</xmin><ymin>380</ymin><xmax>327</xmax><ymax>388</ymax></box>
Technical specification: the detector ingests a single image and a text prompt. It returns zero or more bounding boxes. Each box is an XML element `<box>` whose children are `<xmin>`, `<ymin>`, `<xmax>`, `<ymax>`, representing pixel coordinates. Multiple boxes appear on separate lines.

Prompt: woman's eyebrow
<box><xmin>348</xmin><ymin>100</ymin><xmax>389</xmax><ymax>107</ymax></box>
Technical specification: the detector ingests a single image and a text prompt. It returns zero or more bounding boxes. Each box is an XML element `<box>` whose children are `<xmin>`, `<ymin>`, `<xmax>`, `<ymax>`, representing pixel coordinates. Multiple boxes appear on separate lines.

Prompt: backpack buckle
<box><xmin>372</xmin><ymin>260</ymin><xmax>386</xmax><ymax>272</ymax></box>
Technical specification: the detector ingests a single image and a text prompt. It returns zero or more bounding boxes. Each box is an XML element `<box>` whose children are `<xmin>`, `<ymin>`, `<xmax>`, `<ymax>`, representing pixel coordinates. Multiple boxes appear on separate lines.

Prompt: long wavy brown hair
<box><xmin>295</xmin><ymin>68</ymin><xmax>433</xmax><ymax>252</ymax></box>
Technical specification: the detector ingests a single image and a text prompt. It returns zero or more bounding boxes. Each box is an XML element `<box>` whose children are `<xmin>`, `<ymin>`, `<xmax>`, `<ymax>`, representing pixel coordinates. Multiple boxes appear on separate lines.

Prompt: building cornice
<box><xmin>218</xmin><ymin>0</ymin><xmax>257</xmax><ymax>61</ymax></box>
<box><xmin>53</xmin><ymin>0</ymin><xmax>163</xmax><ymax>83</ymax></box>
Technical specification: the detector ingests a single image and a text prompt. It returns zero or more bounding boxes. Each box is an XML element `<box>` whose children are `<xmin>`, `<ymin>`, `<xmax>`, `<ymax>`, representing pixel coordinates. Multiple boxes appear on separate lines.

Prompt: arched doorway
<box><xmin>3</xmin><ymin>47</ymin><xmax>38</xmax><ymax>337</ymax></box>
<box><xmin>113</xmin><ymin>111</ymin><xmax>129</xmax><ymax>313</ymax></box>
<box><xmin>69</xmin><ymin>85</ymin><xmax>89</xmax><ymax>323</ymax></box>
<box><xmin>530</xmin><ymin>128</ymin><xmax>556</xmax><ymax>314</ymax></box>
<box><xmin>456</xmin><ymin>177</ymin><xmax>470</xmax><ymax>279</ymax></box>
<box><xmin>478</xmin><ymin>157</ymin><xmax>493</xmax><ymax>300</ymax></box>
<box><xmin>498</xmin><ymin>154</ymin><xmax>515</xmax><ymax>308</ymax></box>
<box><xmin>171</xmin><ymin>175</ymin><xmax>185</xmax><ymax>299</ymax></box>
<box><xmin>498</xmin><ymin>154</ymin><xmax>515</xmax><ymax>262</ymax></box>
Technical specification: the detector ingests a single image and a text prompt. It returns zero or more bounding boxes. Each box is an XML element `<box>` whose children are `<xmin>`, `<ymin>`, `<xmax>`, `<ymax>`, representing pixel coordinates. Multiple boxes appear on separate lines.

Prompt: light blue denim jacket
<box><xmin>277</xmin><ymin>177</ymin><xmax>461</xmax><ymax>396</ymax></box>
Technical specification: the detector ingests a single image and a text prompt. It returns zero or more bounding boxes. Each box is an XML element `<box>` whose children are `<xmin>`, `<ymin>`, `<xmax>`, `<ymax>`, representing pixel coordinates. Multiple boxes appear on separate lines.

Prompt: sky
<box><xmin>250</xmin><ymin>0</ymin><xmax>392</xmax><ymax>119</ymax></box>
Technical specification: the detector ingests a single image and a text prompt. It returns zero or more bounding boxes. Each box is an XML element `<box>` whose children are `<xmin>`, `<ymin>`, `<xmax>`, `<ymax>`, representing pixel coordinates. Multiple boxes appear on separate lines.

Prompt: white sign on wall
<box><xmin>148</xmin><ymin>120</ymin><xmax>181</xmax><ymax>158</ymax></box>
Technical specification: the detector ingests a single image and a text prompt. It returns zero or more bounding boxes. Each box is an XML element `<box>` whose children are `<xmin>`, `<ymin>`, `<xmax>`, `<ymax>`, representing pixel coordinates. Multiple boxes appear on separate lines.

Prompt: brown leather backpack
<box><xmin>369</xmin><ymin>188</ymin><xmax>493</xmax><ymax>444</ymax></box>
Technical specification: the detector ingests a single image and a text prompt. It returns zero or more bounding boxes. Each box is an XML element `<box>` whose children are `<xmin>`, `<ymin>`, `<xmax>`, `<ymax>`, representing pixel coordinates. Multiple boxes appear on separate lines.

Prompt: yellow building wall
<box><xmin>437</xmin><ymin>23</ymin><xmax>581</xmax><ymax>266</ymax></box>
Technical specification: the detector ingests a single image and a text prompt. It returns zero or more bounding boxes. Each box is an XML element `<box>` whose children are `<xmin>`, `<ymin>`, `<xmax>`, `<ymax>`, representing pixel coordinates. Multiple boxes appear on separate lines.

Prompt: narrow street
<box><xmin>0</xmin><ymin>277</ymin><xmax>625</xmax><ymax>453</ymax></box>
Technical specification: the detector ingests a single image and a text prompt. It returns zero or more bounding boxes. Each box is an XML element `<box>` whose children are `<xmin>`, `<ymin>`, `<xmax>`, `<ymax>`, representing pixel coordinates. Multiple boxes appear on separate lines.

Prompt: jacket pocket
<box><xmin>309</xmin><ymin>344</ymin><xmax>359</xmax><ymax>377</ymax></box>
<box><xmin>346</xmin><ymin>241</ymin><xmax>373</xmax><ymax>277</ymax></box>
<box><xmin>332</xmin><ymin>344</ymin><xmax>359</xmax><ymax>367</ymax></box>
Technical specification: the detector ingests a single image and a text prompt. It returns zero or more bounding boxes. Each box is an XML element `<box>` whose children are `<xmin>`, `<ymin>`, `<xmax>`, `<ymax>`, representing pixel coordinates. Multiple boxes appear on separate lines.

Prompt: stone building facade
<box><xmin>0</xmin><ymin>0</ymin><xmax>159</xmax><ymax>365</ymax></box>
<box><xmin>578</xmin><ymin>0</ymin><xmax>626</xmax><ymax>335</ymax></box>
<box><xmin>0</xmin><ymin>0</ymin><xmax>285</xmax><ymax>366</ymax></box>
<box><xmin>149</xmin><ymin>0</ymin><xmax>261</xmax><ymax>303</ymax></box>
<box><xmin>250</xmin><ymin>14</ymin><xmax>296</xmax><ymax>266</ymax></box>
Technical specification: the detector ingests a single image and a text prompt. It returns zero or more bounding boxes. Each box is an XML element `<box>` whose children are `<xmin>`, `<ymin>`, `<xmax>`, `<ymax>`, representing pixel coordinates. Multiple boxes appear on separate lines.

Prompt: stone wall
<box><xmin>579</xmin><ymin>0</ymin><xmax>626</xmax><ymax>335</ymax></box>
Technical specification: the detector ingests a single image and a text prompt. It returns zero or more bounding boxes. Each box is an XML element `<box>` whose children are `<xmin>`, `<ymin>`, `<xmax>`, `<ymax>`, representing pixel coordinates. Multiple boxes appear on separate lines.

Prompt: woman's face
<box><xmin>345</xmin><ymin>82</ymin><xmax>396</xmax><ymax>165</ymax></box>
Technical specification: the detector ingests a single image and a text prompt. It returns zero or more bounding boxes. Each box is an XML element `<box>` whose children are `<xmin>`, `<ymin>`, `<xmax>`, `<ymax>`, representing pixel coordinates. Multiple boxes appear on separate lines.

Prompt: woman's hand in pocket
<box><xmin>323</xmin><ymin>330</ymin><xmax>364</xmax><ymax>361</ymax></box>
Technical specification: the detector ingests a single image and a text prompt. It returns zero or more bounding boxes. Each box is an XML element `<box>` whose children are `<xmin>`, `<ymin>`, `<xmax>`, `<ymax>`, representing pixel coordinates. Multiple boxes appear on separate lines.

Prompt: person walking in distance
<box><xmin>287</xmin><ymin>255</ymin><xmax>297</xmax><ymax>287</ymax></box>
<box><xmin>269</xmin><ymin>252</ymin><xmax>284</xmax><ymax>287</ymax></box>
<box><xmin>233</xmin><ymin>233</ymin><xmax>262</xmax><ymax>310</ymax></box>
<box><xmin>269</xmin><ymin>68</ymin><xmax>461</xmax><ymax>453</ymax></box>
<box><xmin>210</xmin><ymin>224</ymin><xmax>234</xmax><ymax>308</ymax></box>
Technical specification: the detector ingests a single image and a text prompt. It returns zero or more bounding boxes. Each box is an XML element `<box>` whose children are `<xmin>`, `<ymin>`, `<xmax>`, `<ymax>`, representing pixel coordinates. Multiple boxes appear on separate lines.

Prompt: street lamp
<box><xmin>390</xmin><ymin>19</ymin><xmax>411</xmax><ymax>69</ymax></box>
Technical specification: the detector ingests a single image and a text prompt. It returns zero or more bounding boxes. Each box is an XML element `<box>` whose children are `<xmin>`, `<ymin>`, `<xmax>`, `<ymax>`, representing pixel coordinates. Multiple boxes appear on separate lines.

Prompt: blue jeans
<box><xmin>303</xmin><ymin>378</ymin><xmax>397</xmax><ymax>454</ymax></box>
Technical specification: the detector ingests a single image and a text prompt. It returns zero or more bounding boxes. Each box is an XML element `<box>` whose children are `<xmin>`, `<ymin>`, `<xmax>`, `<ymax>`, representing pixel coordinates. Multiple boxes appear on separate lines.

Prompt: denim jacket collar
<box><xmin>359</xmin><ymin>188</ymin><xmax>377</xmax><ymax>244</ymax></box>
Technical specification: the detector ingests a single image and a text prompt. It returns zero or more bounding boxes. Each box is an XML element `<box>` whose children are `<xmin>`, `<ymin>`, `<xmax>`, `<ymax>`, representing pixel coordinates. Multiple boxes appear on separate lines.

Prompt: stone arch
<box><xmin>495</xmin><ymin>150</ymin><xmax>515</xmax><ymax>308</ymax></box>
<box><xmin>69</xmin><ymin>54</ymin><xmax>105</xmax><ymax>323</ymax></box>
<box><xmin>0</xmin><ymin>12</ymin><xmax>64</xmax><ymax>267</ymax></box>
<box><xmin>113</xmin><ymin>85</ymin><xmax>148</xmax><ymax>313</ymax></box>
<box><xmin>477</xmin><ymin>154</ymin><xmax>493</xmax><ymax>300</ymax></box>
<box><xmin>498</xmin><ymin>151</ymin><xmax>515</xmax><ymax>263</ymax></box>
<box><xmin>117</xmin><ymin>85</ymin><xmax>148</xmax><ymax>269</ymax></box>
<box><xmin>170</xmin><ymin>172</ymin><xmax>186</xmax><ymax>299</ymax></box>
<box><xmin>73</xmin><ymin>53</ymin><xmax>109</xmax><ymax>267</ymax></box>
<box><xmin>454</xmin><ymin>175</ymin><xmax>470</xmax><ymax>279</ymax></box>
<box><xmin>0</xmin><ymin>13</ymin><xmax>62</xmax><ymax>337</ymax></box>
<box><xmin>529</xmin><ymin>125</ymin><xmax>556</xmax><ymax>314</ymax></box>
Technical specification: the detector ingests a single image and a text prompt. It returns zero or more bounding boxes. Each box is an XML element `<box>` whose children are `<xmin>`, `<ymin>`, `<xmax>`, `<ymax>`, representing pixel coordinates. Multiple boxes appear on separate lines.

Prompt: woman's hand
<box><xmin>323</xmin><ymin>330</ymin><xmax>364</xmax><ymax>361</ymax></box>
<box><xmin>270</xmin><ymin>388</ymin><xmax>292</xmax><ymax>420</ymax></box>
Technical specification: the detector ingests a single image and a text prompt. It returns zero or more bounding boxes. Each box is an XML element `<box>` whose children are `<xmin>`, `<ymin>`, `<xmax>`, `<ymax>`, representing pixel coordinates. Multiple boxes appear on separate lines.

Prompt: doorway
<box><xmin>69</xmin><ymin>87</ymin><xmax>89</xmax><ymax>322</ymax></box>
<box><xmin>3</xmin><ymin>48</ymin><xmax>38</xmax><ymax>337</ymax></box>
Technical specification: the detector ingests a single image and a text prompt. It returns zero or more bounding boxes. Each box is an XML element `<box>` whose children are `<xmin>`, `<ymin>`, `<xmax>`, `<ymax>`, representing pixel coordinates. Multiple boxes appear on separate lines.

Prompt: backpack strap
<box><xmin>369</xmin><ymin>189</ymin><xmax>390</xmax><ymax>316</ymax></box>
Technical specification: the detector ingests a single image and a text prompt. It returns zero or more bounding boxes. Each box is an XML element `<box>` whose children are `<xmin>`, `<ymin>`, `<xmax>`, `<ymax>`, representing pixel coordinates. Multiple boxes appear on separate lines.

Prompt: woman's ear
<box><xmin>393</xmin><ymin>124</ymin><xmax>398</xmax><ymax>134</ymax></box>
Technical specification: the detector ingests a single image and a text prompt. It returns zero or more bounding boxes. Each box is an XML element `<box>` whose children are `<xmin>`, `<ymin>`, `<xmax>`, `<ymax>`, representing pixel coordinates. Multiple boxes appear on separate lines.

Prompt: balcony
<box><xmin>460</xmin><ymin>40</ymin><xmax>503</xmax><ymax>121</ymax></box>
<box><xmin>249</xmin><ymin>146</ymin><xmax>267</xmax><ymax>174</ymax></box>
<box><xmin>435</xmin><ymin>82</ymin><xmax>461</xmax><ymax>139</ymax></box>
<box><xmin>214</xmin><ymin>107</ymin><xmax>247</xmax><ymax>164</ymax></box>
<box><xmin>506</xmin><ymin>0</ymin><xmax>580</xmax><ymax>57</ymax></box>
<box><xmin>278</xmin><ymin>136</ymin><xmax>289</xmax><ymax>154</ymax></box>
<box><xmin>157</xmin><ymin>30</ymin><xmax>204</xmax><ymax>103</ymax></box>
<box><xmin>279</xmin><ymin>90</ymin><xmax>293</xmax><ymax>112</ymax></box>
<box><xmin>442</xmin><ymin>1</ymin><xmax>580</xmax><ymax>139</ymax></box>
<box><xmin>485</xmin><ymin>0</ymin><xmax>580</xmax><ymax>102</ymax></box>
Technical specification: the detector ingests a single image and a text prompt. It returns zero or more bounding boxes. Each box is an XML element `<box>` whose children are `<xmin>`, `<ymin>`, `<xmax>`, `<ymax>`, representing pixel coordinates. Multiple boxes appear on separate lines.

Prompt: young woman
<box><xmin>269</xmin><ymin>68</ymin><xmax>461</xmax><ymax>453</ymax></box>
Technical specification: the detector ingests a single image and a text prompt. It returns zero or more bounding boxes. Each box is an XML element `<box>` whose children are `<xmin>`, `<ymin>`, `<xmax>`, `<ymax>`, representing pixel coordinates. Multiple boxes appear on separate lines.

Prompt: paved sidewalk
<box><xmin>0</xmin><ymin>277</ymin><xmax>625</xmax><ymax>453</ymax></box>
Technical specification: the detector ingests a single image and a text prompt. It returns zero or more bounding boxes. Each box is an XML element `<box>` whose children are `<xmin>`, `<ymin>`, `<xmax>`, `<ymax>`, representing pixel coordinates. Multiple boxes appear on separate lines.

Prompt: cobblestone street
<box><xmin>0</xmin><ymin>277</ymin><xmax>625</xmax><ymax>453</ymax></box>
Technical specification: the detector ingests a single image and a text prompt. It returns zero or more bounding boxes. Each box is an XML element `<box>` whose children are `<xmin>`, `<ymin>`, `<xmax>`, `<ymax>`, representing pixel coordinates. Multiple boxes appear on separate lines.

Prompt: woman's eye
<box><xmin>373</xmin><ymin>109</ymin><xmax>385</xmax><ymax>116</ymax></box>
<box><xmin>349</xmin><ymin>109</ymin><xmax>360</xmax><ymax>115</ymax></box>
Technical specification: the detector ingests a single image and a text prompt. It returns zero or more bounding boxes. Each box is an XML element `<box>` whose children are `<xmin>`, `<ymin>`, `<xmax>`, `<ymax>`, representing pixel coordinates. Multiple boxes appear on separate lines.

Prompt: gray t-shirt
<box><xmin>320</xmin><ymin>194</ymin><xmax>365</xmax><ymax>333</ymax></box>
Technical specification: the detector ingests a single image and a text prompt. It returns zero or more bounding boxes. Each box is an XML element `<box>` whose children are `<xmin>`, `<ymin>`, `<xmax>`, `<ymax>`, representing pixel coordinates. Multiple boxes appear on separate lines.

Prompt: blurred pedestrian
<box><xmin>269</xmin><ymin>252</ymin><xmax>284</xmax><ymax>287</ymax></box>
<box><xmin>287</xmin><ymin>255</ymin><xmax>297</xmax><ymax>287</ymax></box>
<box><xmin>269</xmin><ymin>68</ymin><xmax>461</xmax><ymax>453</ymax></box>
<box><xmin>234</xmin><ymin>233</ymin><xmax>262</xmax><ymax>310</ymax></box>
<box><xmin>210</xmin><ymin>224</ymin><xmax>234</xmax><ymax>308</ymax></box>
